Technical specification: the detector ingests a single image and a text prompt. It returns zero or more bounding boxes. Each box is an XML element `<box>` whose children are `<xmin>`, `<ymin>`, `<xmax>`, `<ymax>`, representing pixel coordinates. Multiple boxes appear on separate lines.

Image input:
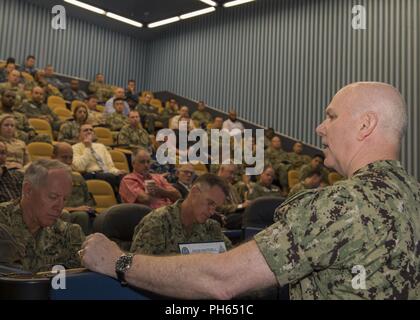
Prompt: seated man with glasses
<box><xmin>119</xmin><ymin>148</ymin><xmax>181</xmax><ymax>209</ymax></box>
<box><xmin>172</xmin><ymin>163</ymin><xmax>196</xmax><ymax>199</ymax></box>
<box><xmin>72</xmin><ymin>124</ymin><xmax>127</xmax><ymax>193</ymax></box>
<box><xmin>130</xmin><ymin>173</ymin><xmax>232</xmax><ymax>255</ymax></box>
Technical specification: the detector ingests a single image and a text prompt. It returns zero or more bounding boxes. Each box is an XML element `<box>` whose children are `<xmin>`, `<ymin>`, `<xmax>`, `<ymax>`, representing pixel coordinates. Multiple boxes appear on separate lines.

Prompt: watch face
<box><xmin>116</xmin><ymin>254</ymin><xmax>133</xmax><ymax>272</ymax></box>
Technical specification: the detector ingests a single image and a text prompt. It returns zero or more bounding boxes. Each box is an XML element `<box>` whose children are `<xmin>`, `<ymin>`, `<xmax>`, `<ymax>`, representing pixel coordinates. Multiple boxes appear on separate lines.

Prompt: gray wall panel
<box><xmin>144</xmin><ymin>0</ymin><xmax>419</xmax><ymax>180</ymax></box>
<box><xmin>0</xmin><ymin>0</ymin><xmax>147</xmax><ymax>87</ymax></box>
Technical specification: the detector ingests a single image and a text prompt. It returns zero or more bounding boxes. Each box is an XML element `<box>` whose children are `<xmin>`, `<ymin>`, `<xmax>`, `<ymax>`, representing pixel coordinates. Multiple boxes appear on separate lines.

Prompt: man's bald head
<box><xmin>52</xmin><ymin>142</ymin><xmax>74</xmax><ymax>166</ymax></box>
<box><xmin>317</xmin><ymin>82</ymin><xmax>407</xmax><ymax>177</ymax></box>
<box><xmin>335</xmin><ymin>82</ymin><xmax>407</xmax><ymax>142</ymax></box>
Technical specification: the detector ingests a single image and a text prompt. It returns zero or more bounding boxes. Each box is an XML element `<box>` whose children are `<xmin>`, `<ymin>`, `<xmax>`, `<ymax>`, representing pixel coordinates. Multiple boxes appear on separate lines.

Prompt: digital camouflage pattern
<box><xmin>117</xmin><ymin>124</ymin><xmax>151</xmax><ymax>152</ymax></box>
<box><xmin>288</xmin><ymin>181</ymin><xmax>316</xmax><ymax>197</ymax></box>
<box><xmin>264</xmin><ymin>147</ymin><xmax>290</xmax><ymax>188</ymax></box>
<box><xmin>248</xmin><ymin>182</ymin><xmax>282</xmax><ymax>201</ymax></box>
<box><xmin>0</xmin><ymin>82</ymin><xmax>27</xmax><ymax>106</ymax></box>
<box><xmin>0</xmin><ymin>200</ymin><xmax>85</xmax><ymax>273</ymax></box>
<box><xmin>58</xmin><ymin>120</ymin><xmax>81</xmax><ymax>145</ymax></box>
<box><xmin>299</xmin><ymin>164</ymin><xmax>330</xmax><ymax>185</ymax></box>
<box><xmin>287</xmin><ymin>152</ymin><xmax>311</xmax><ymax>170</ymax></box>
<box><xmin>191</xmin><ymin>110</ymin><xmax>212</xmax><ymax>128</ymax></box>
<box><xmin>65</xmin><ymin>172</ymin><xmax>95</xmax><ymax>208</ymax></box>
<box><xmin>255</xmin><ymin>160</ymin><xmax>420</xmax><ymax>299</ymax></box>
<box><xmin>17</xmin><ymin>100</ymin><xmax>61</xmax><ymax>131</ymax></box>
<box><xmin>88</xmin><ymin>81</ymin><xmax>114</xmax><ymax>102</ymax></box>
<box><xmin>130</xmin><ymin>200</ymin><xmax>232</xmax><ymax>255</ymax></box>
<box><xmin>106</xmin><ymin>112</ymin><xmax>128</xmax><ymax>132</ymax></box>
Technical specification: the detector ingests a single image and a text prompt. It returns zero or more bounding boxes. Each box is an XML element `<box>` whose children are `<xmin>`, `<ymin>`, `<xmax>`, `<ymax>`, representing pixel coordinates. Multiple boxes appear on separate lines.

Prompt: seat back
<box><xmin>288</xmin><ymin>170</ymin><xmax>300</xmax><ymax>188</ymax></box>
<box><xmin>27</xmin><ymin>142</ymin><xmax>54</xmax><ymax>161</ymax></box>
<box><xmin>93</xmin><ymin>127</ymin><xmax>113</xmax><ymax>146</ymax></box>
<box><xmin>28</xmin><ymin>118</ymin><xmax>53</xmax><ymax>140</ymax></box>
<box><xmin>86</xmin><ymin>179</ymin><xmax>117</xmax><ymax>213</ymax></box>
<box><xmin>71</xmin><ymin>100</ymin><xmax>87</xmax><ymax>112</ymax></box>
<box><xmin>54</xmin><ymin>107</ymin><xmax>73</xmax><ymax>122</ymax></box>
<box><xmin>93</xmin><ymin>204</ymin><xmax>152</xmax><ymax>250</ymax></box>
<box><xmin>47</xmin><ymin>95</ymin><xmax>66</xmax><ymax>110</ymax></box>
<box><xmin>109</xmin><ymin>149</ymin><xmax>129</xmax><ymax>172</ymax></box>
<box><xmin>242</xmin><ymin>196</ymin><xmax>285</xmax><ymax>229</ymax></box>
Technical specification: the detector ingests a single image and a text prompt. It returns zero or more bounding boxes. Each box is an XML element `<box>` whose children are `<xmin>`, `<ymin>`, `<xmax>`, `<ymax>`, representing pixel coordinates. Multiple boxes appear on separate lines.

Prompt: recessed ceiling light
<box><xmin>64</xmin><ymin>0</ymin><xmax>105</xmax><ymax>15</ymax></box>
<box><xmin>199</xmin><ymin>0</ymin><xmax>218</xmax><ymax>7</ymax></box>
<box><xmin>180</xmin><ymin>7</ymin><xmax>216</xmax><ymax>20</ymax></box>
<box><xmin>223</xmin><ymin>0</ymin><xmax>255</xmax><ymax>8</ymax></box>
<box><xmin>105</xmin><ymin>12</ymin><xmax>143</xmax><ymax>28</ymax></box>
<box><xmin>148</xmin><ymin>17</ymin><xmax>181</xmax><ymax>28</ymax></box>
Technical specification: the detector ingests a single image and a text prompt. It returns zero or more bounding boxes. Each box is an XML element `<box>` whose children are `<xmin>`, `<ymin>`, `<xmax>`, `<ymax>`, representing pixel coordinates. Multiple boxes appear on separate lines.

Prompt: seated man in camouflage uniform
<box><xmin>62</xmin><ymin>79</ymin><xmax>87</xmax><ymax>102</ymax></box>
<box><xmin>0</xmin><ymin>141</ymin><xmax>23</xmax><ymax>203</ymax></box>
<box><xmin>85</xmin><ymin>95</ymin><xmax>105</xmax><ymax>127</ymax></box>
<box><xmin>246</xmin><ymin>165</ymin><xmax>282</xmax><ymax>201</ymax></box>
<box><xmin>135</xmin><ymin>93</ymin><xmax>160</xmax><ymax>134</ymax></box>
<box><xmin>0</xmin><ymin>159</ymin><xmax>84</xmax><ymax>272</ymax></box>
<box><xmin>130</xmin><ymin>173</ymin><xmax>232</xmax><ymax>255</ymax></box>
<box><xmin>18</xmin><ymin>86</ymin><xmax>62</xmax><ymax>132</ymax></box>
<box><xmin>82</xmin><ymin>82</ymin><xmax>419</xmax><ymax>300</ymax></box>
<box><xmin>0</xmin><ymin>88</ymin><xmax>50</xmax><ymax>144</ymax></box>
<box><xmin>43</xmin><ymin>65</ymin><xmax>65</xmax><ymax>91</ymax></box>
<box><xmin>299</xmin><ymin>153</ymin><xmax>330</xmax><ymax>186</ymax></box>
<box><xmin>288</xmin><ymin>168</ymin><xmax>323</xmax><ymax>197</ymax></box>
<box><xmin>287</xmin><ymin>142</ymin><xmax>311</xmax><ymax>170</ymax></box>
<box><xmin>161</xmin><ymin>98</ymin><xmax>179</xmax><ymax>128</ymax></box>
<box><xmin>191</xmin><ymin>101</ymin><xmax>212</xmax><ymax>129</ymax></box>
<box><xmin>216</xmin><ymin>164</ymin><xmax>250</xmax><ymax>229</ymax></box>
<box><xmin>52</xmin><ymin>142</ymin><xmax>96</xmax><ymax>235</ymax></box>
<box><xmin>264</xmin><ymin>135</ymin><xmax>290</xmax><ymax>191</ymax></box>
<box><xmin>106</xmin><ymin>98</ymin><xmax>128</xmax><ymax>140</ymax></box>
<box><xmin>88</xmin><ymin>73</ymin><xmax>113</xmax><ymax>104</ymax></box>
<box><xmin>0</xmin><ymin>70</ymin><xmax>27</xmax><ymax>106</ymax></box>
<box><xmin>117</xmin><ymin>110</ymin><xmax>152</xmax><ymax>153</ymax></box>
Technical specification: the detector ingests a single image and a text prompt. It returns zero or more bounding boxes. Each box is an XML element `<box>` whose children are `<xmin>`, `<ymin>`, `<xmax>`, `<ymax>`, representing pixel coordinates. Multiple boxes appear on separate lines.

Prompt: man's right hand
<box><xmin>83</xmin><ymin>132</ymin><xmax>93</xmax><ymax>148</ymax></box>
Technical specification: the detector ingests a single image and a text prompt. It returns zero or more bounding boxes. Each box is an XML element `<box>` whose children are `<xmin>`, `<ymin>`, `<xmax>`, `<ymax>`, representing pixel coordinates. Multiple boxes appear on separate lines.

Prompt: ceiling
<box><xmin>23</xmin><ymin>0</ymin><xmax>258</xmax><ymax>40</ymax></box>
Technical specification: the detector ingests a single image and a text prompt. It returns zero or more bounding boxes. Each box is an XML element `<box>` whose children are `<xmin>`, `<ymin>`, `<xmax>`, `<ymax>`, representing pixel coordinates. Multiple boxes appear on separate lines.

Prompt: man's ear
<box><xmin>357</xmin><ymin>112</ymin><xmax>378</xmax><ymax>141</ymax></box>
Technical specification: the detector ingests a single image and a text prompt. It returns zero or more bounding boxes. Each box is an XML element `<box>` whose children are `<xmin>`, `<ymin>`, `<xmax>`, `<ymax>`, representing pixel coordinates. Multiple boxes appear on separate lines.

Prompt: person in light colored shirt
<box><xmin>119</xmin><ymin>148</ymin><xmax>180</xmax><ymax>209</ymax></box>
<box><xmin>104</xmin><ymin>87</ymin><xmax>130</xmax><ymax>116</ymax></box>
<box><xmin>222</xmin><ymin>110</ymin><xmax>244</xmax><ymax>133</ymax></box>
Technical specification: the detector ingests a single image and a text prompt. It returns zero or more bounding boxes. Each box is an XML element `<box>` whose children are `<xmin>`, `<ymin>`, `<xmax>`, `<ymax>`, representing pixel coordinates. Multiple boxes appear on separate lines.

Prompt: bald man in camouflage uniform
<box><xmin>0</xmin><ymin>70</ymin><xmax>27</xmax><ymax>107</ymax></box>
<box><xmin>288</xmin><ymin>142</ymin><xmax>311</xmax><ymax>170</ymax></box>
<box><xmin>117</xmin><ymin>110</ymin><xmax>151</xmax><ymax>153</ymax></box>
<box><xmin>82</xmin><ymin>82</ymin><xmax>419</xmax><ymax>300</ymax></box>
<box><xmin>0</xmin><ymin>89</ymin><xmax>51</xmax><ymax>144</ymax></box>
<box><xmin>18</xmin><ymin>86</ymin><xmax>61</xmax><ymax>132</ymax></box>
<box><xmin>130</xmin><ymin>174</ymin><xmax>232</xmax><ymax>255</ymax></box>
<box><xmin>0</xmin><ymin>159</ymin><xmax>84</xmax><ymax>272</ymax></box>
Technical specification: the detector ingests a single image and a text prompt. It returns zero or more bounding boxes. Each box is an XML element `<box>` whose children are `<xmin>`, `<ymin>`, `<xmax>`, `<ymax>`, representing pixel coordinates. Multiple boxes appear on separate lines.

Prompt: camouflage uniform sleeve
<box><xmin>254</xmin><ymin>186</ymin><xmax>359</xmax><ymax>286</ymax></box>
<box><xmin>129</xmin><ymin>213</ymin><xmax>167</xmax><ymax>255</ymax></box>
<box><xmin>64</xmin><ymin>223</ymin><xmax>85</xmax><ymax>268</ymax></box>
<box><xmin>117</xmin><ymin>126</ymin><xmax>130</xmax><ymax>146</ymax></box>
<box><xmin>58</xmin><ymin>122</ymin><xmax>77</xmax><ymax>144</ymax></box>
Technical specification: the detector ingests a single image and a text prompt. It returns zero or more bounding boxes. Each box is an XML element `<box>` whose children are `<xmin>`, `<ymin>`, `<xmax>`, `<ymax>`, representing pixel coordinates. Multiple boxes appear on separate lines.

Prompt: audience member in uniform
<box><xmin>0</xmin><ymin>159</ymin><xmax>84</xmax><ymax>272</ymax></box>
<box><xmin>0</xmin><ymin>141</ymin><xmax>23</xmax><ymax>203</ymax></box>
<box><xmin>0</xmin><ymin>115</ymin><xmax>29</xmax><ymax>170</ymax></box>
<box><xmin>62</xmin><ymin>79</ymin><xmax>87</xmax><ymax>102</ymax></box>
<box><xmin>130</xmin><ymin>173</ymin><xmax>232</xmax><ymax>255</ymax></box>
<box><xmin>52</xmin><ymin>142</ymin><xmax>96</xmax><ymax>235</ymax></box>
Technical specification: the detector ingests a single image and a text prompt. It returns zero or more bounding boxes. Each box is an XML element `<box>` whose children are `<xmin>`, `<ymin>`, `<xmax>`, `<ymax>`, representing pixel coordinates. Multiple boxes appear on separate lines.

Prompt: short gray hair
<box><xmin>24</xmin><ymin>159</ymin><xmax>72</xmax><ymax>187</ymax></box>
<box><xmin>131</xmin><ymin>147</ymin><xmax>150</xmax><ymax>165</ymax></box>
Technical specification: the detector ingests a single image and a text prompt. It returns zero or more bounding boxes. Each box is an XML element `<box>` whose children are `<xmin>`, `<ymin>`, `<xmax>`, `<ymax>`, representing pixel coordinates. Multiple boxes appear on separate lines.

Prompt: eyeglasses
<box><xmin>137</xmin><ymin>159</ymin><xmax>151</xmax><ymax>164</ymax></box>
